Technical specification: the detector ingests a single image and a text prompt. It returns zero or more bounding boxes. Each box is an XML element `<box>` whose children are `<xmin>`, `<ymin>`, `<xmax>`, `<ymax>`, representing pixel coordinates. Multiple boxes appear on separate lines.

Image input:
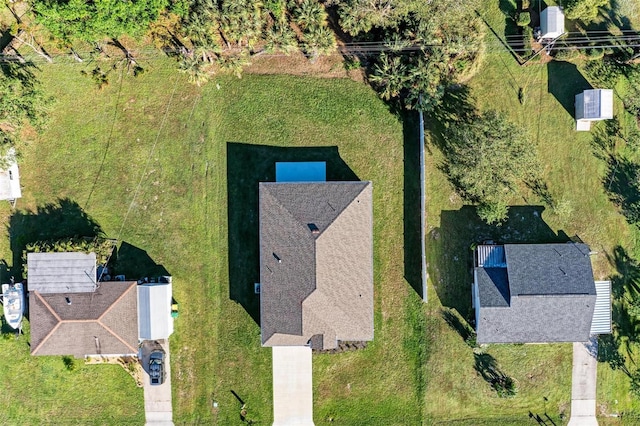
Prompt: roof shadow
<box><xmin>428</xmin><ymin>205</ymin><xmax>570</xmax><ymax>320</ymax></box>
<box><xmin>111</xmin><ymin>242</ymin><xmax>169</xmax><ymax>281</ymax></box>
<box><xmin>226</xmin><ymin>142</ymin><xmax>360</xmax><ymax>325</ymax></box>
<box><xmin>8</xmin><ymin>198</ymin><xmax>104</xmax><ymax>278</ymax></box>
<box><xmin>547</xmin><ymin>61</ymin><xmax>593</xmax><ymax>118</ymax></box>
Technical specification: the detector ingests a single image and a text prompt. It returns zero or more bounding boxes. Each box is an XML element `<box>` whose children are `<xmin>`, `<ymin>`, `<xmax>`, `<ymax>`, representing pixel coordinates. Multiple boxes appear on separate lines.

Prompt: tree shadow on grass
<box><xmin>547</xmin><ymin>61</ymin><xmax>593</xmax><ymax>118</ymax></box>
<box><xmin>8</xmin><ymin>198</ymin><xmax>104</xmax><ymax>278</ymax></box>
<box><xmin>474</xmin><ymin>352</ymin><xmax>517</xmax><ymax>397</ymax></box>
<box><xmin>430</xmin><ymin>205</ymin><xmax>569</xmax><ymax>321</ymax></box>
<box><xmin>442</xmin><ymin>308</ymin><xmax>476</xmax><ymax>347</ymax></box>
<box><xmin>226</xmin><ymin>143</ymin><xmax>359</xmax><ymax>325</ymax></box>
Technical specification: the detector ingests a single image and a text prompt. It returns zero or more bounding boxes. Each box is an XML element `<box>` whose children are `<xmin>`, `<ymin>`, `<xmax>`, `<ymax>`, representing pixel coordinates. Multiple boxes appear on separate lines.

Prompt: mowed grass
<box><xmin>0</xmin><ymin>58</ymin><xmax>431</xmax><ymax>424</ymax></box>
<box><xmin>423</xmin><ymin>0</ymin><xmax>639</xmax><ymax>421</ymax></box>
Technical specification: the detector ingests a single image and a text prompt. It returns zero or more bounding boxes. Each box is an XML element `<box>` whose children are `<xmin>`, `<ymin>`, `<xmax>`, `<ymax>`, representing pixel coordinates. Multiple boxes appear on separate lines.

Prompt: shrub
<box><xmin>23</xmin><ymin>237</ymin><xmax>116</xmax><ymax>274</ymax></box>
<box><xmin>584</xmin><ymin>59</ymin><xmax>625</xmax><ymax>86</ymax></box>
<box><xmin>517</xmin><ymin>12</ymin><xmax>531</xmax><ymax>26</ymax></box>
<box><xmin>477</xmin><ymin>202</ymin><xmax>509</xmax><ymax>225</ymax></box>
<box><xmin>586</xmin><ymin>48</ymin><xmax>605</xmax><ymax>61</ymax></box>
<box><xmin>562</xmin><ymin>0</ymin><xmax>609</xmax><ymax>23</ymax></box>
<box><xmin>62</xmin><ymin>356</ymin><xmax>77</xmax><ymax>371</ymax></box>
<box><xmin>522</xmin><ymin>26</ymin><xmax>533</xmax><ymax>57</ymax></box>
<box><xmin>554</xmin><ymin>46</ymin><xmax>581</xmax><ymax>62</ymax></box>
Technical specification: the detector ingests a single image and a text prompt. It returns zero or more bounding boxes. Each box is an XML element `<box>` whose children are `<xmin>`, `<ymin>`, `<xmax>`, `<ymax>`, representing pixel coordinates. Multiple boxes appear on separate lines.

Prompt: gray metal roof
<box><xmin>591</xmin><ymin>280</ymin><xmax>612</xmax><ymax>334</ymax></box>
<box><xmin>27</xmin><ymin>252</ymin><xmax>97</xmax><ymax>294</ymax></box>
<box><xmin>259</xmin><ymin>181</ymin><xmax>374</xmax><ymax>349</ymax></box>
<box><xmin>576</xmin><ymin>89</ymin><xmax>614</xmax><ymax>120</ymax></box>
<box><xmin>137</xmin><ymin>280</ymin><xmax>174</xmax><ymax>341</ymax></box>
<box><xmin>475</xmin><ymin>243</ymin><xmax>598</xmax><ymax>343</ymax></box>
<box><xmin>540</xmin><ymin>6</ymin><xmax>565</xmax><ymax>38</ymax></box>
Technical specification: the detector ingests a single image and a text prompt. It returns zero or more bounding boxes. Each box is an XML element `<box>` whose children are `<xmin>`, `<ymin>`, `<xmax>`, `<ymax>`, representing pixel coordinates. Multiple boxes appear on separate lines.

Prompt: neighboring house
<box><xmin>539</xmin><ymin>6</ymin><xmax>565</xmax><ymax>40</ymax></box>
<box><xmin>472</xmin><ymin>243</ymin><xmax>611</xmax><ymax>344</ymax></box>
<box><xmin>259</xmin><ymin>162</ymin><xmax>374</xmax><ymax>350</ymax></box>
<box><xmin>28</xmin><ymin>251</ymin><xmax>173</xmax><ymax>358</ymax></box>
<box><xmin>575</xmin><ymin>89</ymin><xmax>614</xmax><ymax>131</ymax></box>
<box><xmin>30</xmin><ymin>280</ymin><xmax>138</xmax><ymax>357</ymax></box>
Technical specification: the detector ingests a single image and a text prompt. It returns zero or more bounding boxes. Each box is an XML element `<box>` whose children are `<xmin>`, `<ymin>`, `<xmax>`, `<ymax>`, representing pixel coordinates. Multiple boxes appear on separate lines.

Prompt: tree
<box><xmin>30</xmin><ymin>0</ymin><xmax>170</xmax><ymax>42</ymax></box>
<box><xmin>561</xmin><ymin>0</ymin><xmax>609</xmax><ymax>23</ymax></box>
<box><xmin>441</xmin><ymin>111</ymin><xmax>540</xmax><ymax>224</ymax></box>
<box><xmin>337</xmin><ymin>0</ymin><xmax>484</xmax><ymax>110</ymax></box>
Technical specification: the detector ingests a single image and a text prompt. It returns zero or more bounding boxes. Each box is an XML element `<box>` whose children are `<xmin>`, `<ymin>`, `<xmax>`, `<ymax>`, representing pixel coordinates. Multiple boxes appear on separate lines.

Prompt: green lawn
<box><xmin>2</xmin><ymin>7</ymin><xmax>640</xmax><ymax>420</ymax></box>
<box><xmin>421</xmin><ymin>0</ymin><xmax>640</xmax><ymax>422</ymax></box>
<box><xmin>1</xmin><ymin>58</ymin><xmax>427</xmax><ymax>424</ymax></box>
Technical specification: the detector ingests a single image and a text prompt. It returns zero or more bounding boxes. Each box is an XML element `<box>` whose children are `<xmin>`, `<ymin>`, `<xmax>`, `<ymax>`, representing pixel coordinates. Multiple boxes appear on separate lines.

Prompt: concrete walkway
<box><xmin>141</xmin><ymin>339</ymin><xmax>174</xmax><ymax>425</ymax></box>
<box><xmin>272</xmin><ymin>346</ymin><xmax>314</xmax><ymax>426</ymax></box>
<box><xmin>568</xmin><ymin>338</ymin><xmax>598</xmax><ymax>426</ymax></box>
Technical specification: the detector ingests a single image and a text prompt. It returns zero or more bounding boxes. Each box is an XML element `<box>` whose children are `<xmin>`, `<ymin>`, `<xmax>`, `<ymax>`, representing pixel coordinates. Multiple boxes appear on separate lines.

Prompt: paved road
<box><xmin>272</xmin><ymin>346</ymin><xmax>314</xmax><ymax>426</ymax></box>
<box><xmin>141</xmin><ymin>339</ymin><xmax>174</xmax><ymax>425</ymax></box>
<box><xmin>568</xmin><ymin>338</ymin><xmax>598</xmax><ymax>426</ymax></box>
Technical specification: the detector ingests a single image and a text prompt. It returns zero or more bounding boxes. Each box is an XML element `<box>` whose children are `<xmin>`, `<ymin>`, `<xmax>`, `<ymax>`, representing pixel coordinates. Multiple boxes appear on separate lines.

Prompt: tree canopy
<box><xmin>441</xmin><ymin>110</ymin><xmax>539</xmax><ymax>224</ymax></box>
<box><xmin>338</xmin><ymin>0</ymin><xmax>485</xmax><ymax>110</ymax></box>
<box><xmin>561</xmin><ymin>0</ymin><xmax>609</xmax><ymax>23</ymax></box>
<box><xmin>30</xmin><ymin>0</ymin><xmax>171</xmax><ymax>42</ymax></box>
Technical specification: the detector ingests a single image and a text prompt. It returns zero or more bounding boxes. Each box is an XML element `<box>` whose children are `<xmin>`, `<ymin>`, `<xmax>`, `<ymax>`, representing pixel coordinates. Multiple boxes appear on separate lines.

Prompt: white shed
<box><xmin>137</xmin><ymin>278</ymin><xmax>174</xmax><ymax>341</ymax></box>
<box><xmin>0</xmin><ymin>148</ymin><xmax>21</xmax><ymax>204</ymax></box>
<box><xmin>540</xmin><ymin>6</ymin><xmax>565</xmax><ymax>39</ymax></box>
<box><xmin>575</xmin><ymin>89</ymin><xmax>614</xmax><ymax>131</ymax></box>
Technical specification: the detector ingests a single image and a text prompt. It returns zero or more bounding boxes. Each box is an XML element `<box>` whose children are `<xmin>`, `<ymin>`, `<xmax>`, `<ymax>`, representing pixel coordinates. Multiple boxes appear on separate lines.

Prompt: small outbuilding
<box><xmin>0</xmin><ymin>148</ymin><xmax>21</xmax><ymax>205</ymax></box>
<box><xmin>539</xmin><ymin>6</ymin><xmax>565</xmax><ymax>40</ymax></box>
<box><xmin>137</xmin><ymin>277</ymin><xmax>174</xmax><ymax>341</ymax></box>
<box><xmin>575</xmin><ymin>89</ymin><xmax>614</xmax><ymax>131</ymax></box>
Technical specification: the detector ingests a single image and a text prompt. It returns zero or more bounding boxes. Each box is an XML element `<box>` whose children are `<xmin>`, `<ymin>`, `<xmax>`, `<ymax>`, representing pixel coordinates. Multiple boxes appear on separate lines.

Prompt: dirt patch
<box><xmin>245</xmin><ymin>53</ymin><xmax>365</xmax><ymax>82</ymax></box>
<box><xmin>85</xmin><ymin>355</ymin><xmax>144</xmax><ymax>387</ymax></box>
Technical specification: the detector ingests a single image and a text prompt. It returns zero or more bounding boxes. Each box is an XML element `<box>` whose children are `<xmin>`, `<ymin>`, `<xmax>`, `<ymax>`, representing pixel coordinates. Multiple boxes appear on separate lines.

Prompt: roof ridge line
<box><xmin>34</xmin><ymin>291</ymin><xmax>63</xmax><ymax>322</ymax></box>
<box><xmin>319</xmin><ymin>182</ymin><xmax>369</xmax><ymax>235</ymax></box>
<box><xmin>98</xmin><ymin>281</ymin><xmax>137</xmax><ymax>321</ymax></box>
<box><xmin>31</xmin><ymin>321</ymin><xmax>62</xmax><ymax>355</ymax></box>
<box><xmin>98</xmin><ymin>318</ymin><xmax>138</xmax><ymax>354</ymax></box>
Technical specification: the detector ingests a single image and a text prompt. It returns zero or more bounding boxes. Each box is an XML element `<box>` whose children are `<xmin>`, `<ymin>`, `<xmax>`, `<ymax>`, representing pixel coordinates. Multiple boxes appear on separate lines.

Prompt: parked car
<box><xmin>149</xmin><ymin>350</ymin><xmax>165</xmax><ymax>385</ymax></box>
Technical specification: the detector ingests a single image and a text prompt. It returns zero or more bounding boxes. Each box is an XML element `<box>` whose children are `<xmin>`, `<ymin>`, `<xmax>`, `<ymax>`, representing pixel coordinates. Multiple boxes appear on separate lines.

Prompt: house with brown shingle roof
<box><xmin>259</xmin><ymin>180</ymin><xmax>374</xmax><ymax>350</ymax></box>
<box><xmin>29</xmin><ymin>280</ymin><xmax>139</xmax><ymax>358</ymax></box>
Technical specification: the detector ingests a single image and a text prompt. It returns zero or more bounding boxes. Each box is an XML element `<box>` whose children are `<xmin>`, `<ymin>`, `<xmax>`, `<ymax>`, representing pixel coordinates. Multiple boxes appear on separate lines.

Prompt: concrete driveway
<box><xmin>568</xmin><ymin>338</ymin><xmax>598</xmax><ymax>426</ymax></box>
<box><xmin>140</xmin><ymin>339</ymin><xmax>174</xmax><ymax>425</ymax></box>
<box><xmin>272</xmin><ymin>346</ymin><xmax>314</xmax><ymax>426</ymax></box>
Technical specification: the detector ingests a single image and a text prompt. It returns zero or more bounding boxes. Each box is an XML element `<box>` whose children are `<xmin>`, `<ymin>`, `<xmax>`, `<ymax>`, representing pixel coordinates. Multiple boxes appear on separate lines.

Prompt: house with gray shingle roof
<box><xmin>259</xmin><ymin>180</ymin><xmax>374</xmax><ymax>350</ymax></box>
<box><xmin>472</xmin><ymin>243</ymin><xmax>610</xmax><ymax>344</ymax></box>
